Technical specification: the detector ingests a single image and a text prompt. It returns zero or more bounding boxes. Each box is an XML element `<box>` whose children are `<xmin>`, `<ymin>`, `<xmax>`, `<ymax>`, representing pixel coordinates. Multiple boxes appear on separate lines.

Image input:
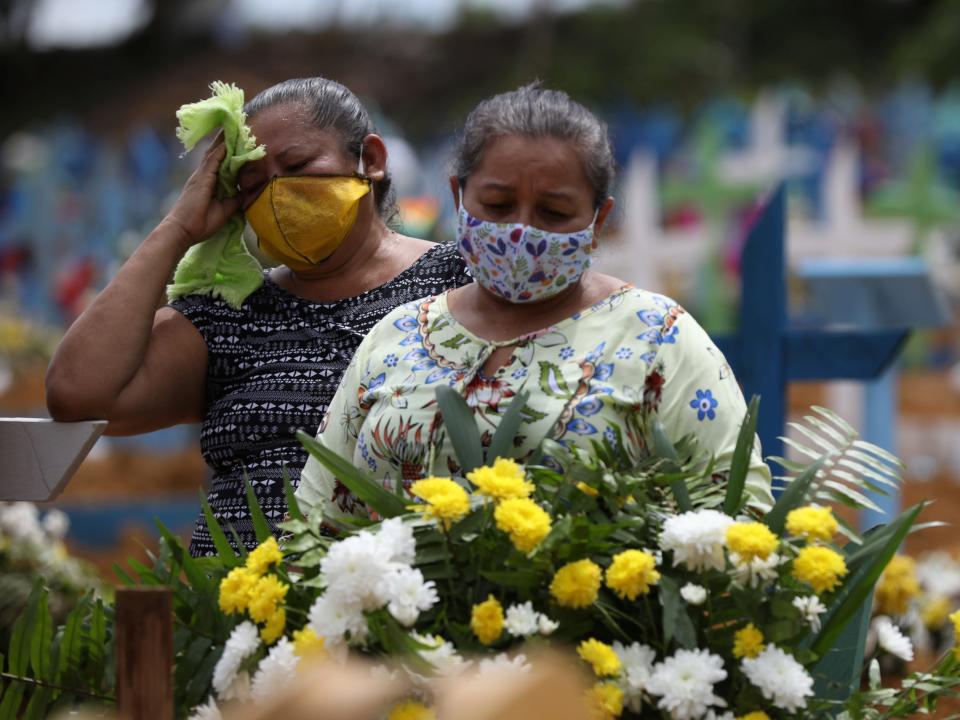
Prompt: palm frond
<box><xmin>779</xmin><ymin>405</ymin><xmax>903</xmax><ymax>528</ymax></box>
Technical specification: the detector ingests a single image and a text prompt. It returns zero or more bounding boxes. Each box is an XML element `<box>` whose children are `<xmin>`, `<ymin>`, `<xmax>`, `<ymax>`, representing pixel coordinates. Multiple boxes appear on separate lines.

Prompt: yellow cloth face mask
<box><xmin>245</xmin><ymin>174</ymin><xmax>372</xmax><ymax>271</ymax></box>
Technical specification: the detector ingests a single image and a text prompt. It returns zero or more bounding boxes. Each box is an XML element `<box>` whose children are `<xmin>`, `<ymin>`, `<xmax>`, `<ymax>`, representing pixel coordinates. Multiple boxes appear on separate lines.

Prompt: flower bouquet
<box><xmin>4</xmin><ymin>394</ymin><xmax>960</xmax><ymax>720</ymax></box>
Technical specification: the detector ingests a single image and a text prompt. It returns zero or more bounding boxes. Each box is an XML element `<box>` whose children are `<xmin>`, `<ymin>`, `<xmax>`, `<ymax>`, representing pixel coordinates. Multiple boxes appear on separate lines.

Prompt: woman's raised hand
<box><xmin>161</xmin><ymin>140</ymin><xmax>244</xmax><ymax>249</ymax></box>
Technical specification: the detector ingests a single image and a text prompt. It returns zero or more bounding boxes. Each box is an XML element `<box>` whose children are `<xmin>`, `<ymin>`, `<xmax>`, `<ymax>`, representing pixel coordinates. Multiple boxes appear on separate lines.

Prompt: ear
<box><xmin>448</xmin><ymin>176</ymin><xmax>461</xmax><ymax>210</ymax></box>
<box><xmin>593</xmin><ymin>197</ymin><xmax>615</xmax><ymax>247</ymax></box>
<box><xmin>360</xmin><ymin>134</ymin><xmax>388</xmax><ymax>181</ymax></box>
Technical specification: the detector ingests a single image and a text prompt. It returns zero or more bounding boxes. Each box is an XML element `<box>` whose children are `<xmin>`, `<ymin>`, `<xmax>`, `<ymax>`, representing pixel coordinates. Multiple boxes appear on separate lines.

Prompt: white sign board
<box><xmin>0</xmin><ymin>418</ymin><xmax>107</xmax><ymax>501</ymax></box>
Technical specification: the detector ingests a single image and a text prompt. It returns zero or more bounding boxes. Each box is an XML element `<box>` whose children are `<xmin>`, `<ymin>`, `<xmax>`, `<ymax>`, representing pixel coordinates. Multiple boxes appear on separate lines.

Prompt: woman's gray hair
<box><xmin>452</xmin><ymin>83</ymin><xmax>616</xmax><ymax>209</ymax></box>
<box><xmin>245</xmin><ymin>77</ymin><xmax>397</xmax><ymax>221</ymax></box>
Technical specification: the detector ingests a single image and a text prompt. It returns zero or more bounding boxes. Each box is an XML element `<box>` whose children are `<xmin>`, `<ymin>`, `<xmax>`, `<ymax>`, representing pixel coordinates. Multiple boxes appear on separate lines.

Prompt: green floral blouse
<box><xmin>296</xmin><ymin>286</ymin><xmax>773</xmax><ymax>521</ymax></box>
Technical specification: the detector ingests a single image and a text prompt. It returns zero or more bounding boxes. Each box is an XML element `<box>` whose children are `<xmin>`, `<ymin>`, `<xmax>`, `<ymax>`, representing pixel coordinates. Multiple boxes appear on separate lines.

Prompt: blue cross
<box><xmin>713</xmin><ymin>184</ymin><xmax>909</xmax><ymax>476</ymax></box>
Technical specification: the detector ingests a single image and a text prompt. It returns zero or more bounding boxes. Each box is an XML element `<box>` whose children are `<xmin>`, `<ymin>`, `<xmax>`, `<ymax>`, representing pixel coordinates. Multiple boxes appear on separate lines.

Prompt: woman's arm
<box><xmin>45</xmin><ymin>142</ymin><xmax>241</xmax><ymax>434</ymax></box>
<box><xmin>653</xmin><ymin>311</ymin><xmax>774</xmax><ymax>509</ymax></box>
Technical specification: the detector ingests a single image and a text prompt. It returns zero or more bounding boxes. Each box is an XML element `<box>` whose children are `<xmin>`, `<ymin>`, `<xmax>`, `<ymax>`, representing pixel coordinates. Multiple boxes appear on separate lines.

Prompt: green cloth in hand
<box><xmin>166</xmin><ymin>81</ymin><xmax>266</xmax><ymax>308</ymax></box>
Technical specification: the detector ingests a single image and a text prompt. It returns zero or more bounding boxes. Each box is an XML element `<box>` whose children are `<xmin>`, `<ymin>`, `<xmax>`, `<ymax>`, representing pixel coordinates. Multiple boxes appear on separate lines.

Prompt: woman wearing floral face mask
<box><xmin>45</xmin><ymin>78</ymin><xmax>471</xmax><ymax>556</ymax></box>
<box><xmin>296</xmin><ymin>83</ymin><xmax>773</xmax><ymax>523</ymax></box>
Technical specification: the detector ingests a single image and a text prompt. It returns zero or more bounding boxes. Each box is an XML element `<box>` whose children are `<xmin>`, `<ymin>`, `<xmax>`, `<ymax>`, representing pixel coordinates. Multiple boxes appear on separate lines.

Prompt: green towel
<box><xmin>166</xmin><ymin>81</ymin><xmax>267</xmax><ymax>309</ymax></box>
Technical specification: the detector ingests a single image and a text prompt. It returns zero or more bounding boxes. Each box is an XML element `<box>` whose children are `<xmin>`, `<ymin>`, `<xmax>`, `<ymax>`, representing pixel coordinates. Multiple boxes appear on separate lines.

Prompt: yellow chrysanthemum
<box><xmin>737</xmin><ymin>713</ymin><xmax>771</xmax><ymax>720</ymax></box>
<box><xmin>605</xmin><ymin>549</ymin><xmax>660</xmax><ymax>600</ymax></box>
<box><xmin>921</xmin><ymin>596</ymin><xmax>952</xmax><ymax>630</ymax></box>
<box><xmin>725</xmin><ymin>522</ymin><xmax>779</xmax><ymax>562</ymax></box>
<box><xmin>951</xmin><ymin>610</ymin><xmax>960</xmax><ymax>657</ymax></box>
<box><xmin>246</xmin><ymin>536</ymin><xmax>283</xmax><ymax>576</ymax></box>
<box><xmin>792</xmin><ymin>546</ymin><xmax>848</xmax><ymax>594</ymax></box>
<box><xmin>247</xmin><ymin>573</ymin><xmax>290</xmax><ymax>623</ymax></box>
<box><xmin>586</xmin><ymin>682</ymin><xmax>624</xmax><ymax>720</ymax></box>
<box><xmin>218</xmin><ymin>566</ymin><xmax>257</xmax><ymax>615</ymax></box>
<box><xmin>577</xmin><ymin>639</ymin><xmax>622</xmax><ymax>677</ymax></box>
<box><xmin>467</xmin><ymin>458</ymin><xmax>533</xmax><ymax>501</ymax></box>
<box><xmin>410</xmin><ymin>477</ymin><xmax>470</xmax><ymax>528</ymax></box>
<box><xmin>732</xmin><ymin>623</ymin><xmax>765</xmax><ymax>659</ymax></box>
<box><xmin>260</xmin><ymin>607</ymin><xmax>286</xmax><ymax>644</ymax></box>
<box><xmin>471</xmin><ymin>595</ymin><xmax>504</xmax><ymax>645</ymax></box>
<box><xmin>494</xmin><ymin>497</ymin><xmax>552</xmax><ymax>552</ymax></box>
<box><xmin>576</xmin><ymin>482</ymin><xmax>600</xmax><ymax>498</ymax></box>
<box><xmin>786</xmin><ymin>505</ymin><xmax>838</xmax><ymax>542</ymax></box>
<box><xmin>876</xmin><ymin>555</ymin><xmax>921</xmax><ymax>616</ymax></box>
<box><xmin>388</xmin><ymin>700</ymin><xmax>436</xmax><ymax>720</ymax></box>
<box><xmin>292</xmin><ymin>627</ymin><xmax>327</xmax><ymax>659</ymax></box>
<box><xmin>550</xmin><ymin>559</ymin><xmax>602</xmax><ymax>609</ymax></box>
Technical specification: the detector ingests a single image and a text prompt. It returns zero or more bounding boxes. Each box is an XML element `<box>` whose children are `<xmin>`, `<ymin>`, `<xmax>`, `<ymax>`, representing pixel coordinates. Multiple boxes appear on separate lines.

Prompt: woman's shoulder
<box><xmin>168</xmin><ymin>273</ymin><xmax>288</xmax><ymax>321</ymax></box>
<box><xmin>407</xmin><ymin>240</ymin><xmax>471</xmax><ymax>283</ymax></box>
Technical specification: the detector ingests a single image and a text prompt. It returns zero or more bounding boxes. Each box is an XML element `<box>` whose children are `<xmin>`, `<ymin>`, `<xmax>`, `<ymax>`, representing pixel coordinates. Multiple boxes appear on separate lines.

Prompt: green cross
<box><xmin>866</xmin><ymin>145</ymin><xmax>960</xmax><ymax>253</ymax></box>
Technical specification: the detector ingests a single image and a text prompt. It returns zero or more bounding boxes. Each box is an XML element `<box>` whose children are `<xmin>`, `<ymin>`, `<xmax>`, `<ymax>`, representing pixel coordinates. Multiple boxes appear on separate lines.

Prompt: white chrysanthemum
<box><xmin>613</xmin><ymin>641</ymin><xmax>656</xmax><ymax>713</ymax></box>
<box><xmin>503</xmin><ymin>602</ymin><xmax>557</xmax><ymax>637</ymax></box>
<box><xmin>504</xmin><ymin>601</ymin><xmax>539</xmax><ymax>637</ymax></box>
<box><xmin>0</xmin><ymin>502</ymin><xmax>44</xmax><ymax>545</ymax></box>
<box><xmin>308</xmin><ymin>595</ymin><xmax>368</xmax><ymax>644</ymax></box>
<box><xmin>212</xmin><ymin>622</ymin><xmax>260</xmax><ymax>699</ymax></box>
<box><xmin>916</xmin><ymin>551</ymin><xmax>960</xmax><ymax>599</ymax></box>
<box><xmin>376</xmin><ymin>517</ymin><xmax>417</xmax><ymax>565</ymax></box>
<box><xmin>705</xmin><ymin>712</ymin><xmax>734</xmax><ymax>720</ymax></box>
<box><xmin>41</xmin><ymin>509</ymin><xmax>70</xmax><ymax>540</ymax></box>
<box><xmin>411</xmin><ymin>632</ymin><xmax>469</xmax><ymax>678</ymax></box>
<box><xmin>680</xmin><ymin>583</ymin><xmax>707</xmax><ymax>606</ymax></box>
<box><xmin>646</xmin><ymin>648</ymin><xmax>727</xmax><ymax>720</ymax></box>
<box><xmin>219</xmin><ymin>672</ymin><xmax>251</xmax><ymax>703</ymax></box>
<box><xmin>741</xmin><ymin>644</ymin><xmax>814</xmax><ymax>712</ymax></box>
<box><xmin>381</xmin><ymin>566</ymin><xmax>438</xmax><ymax>627</ymax></box>
<box><xmin>792</xmin><ymin>595</ymin><xmax>827</xmax><ymax>632</ymax></box>
<box><xmin>660</xmin><ymin>510</ymin><xmax>734</xmax><ymax>572</ymax></box>
<box><xmin>537</xmin><ymin>614</ymin><xmax>559</xmax><ymax>635</ymax></box>
<box><xmin>729</xmin><ymin>552</ymin><xmax>782</xmax><ymax>588</ymax></box>
<box><xmin>251</xmin><ymin>637</ymin><xmax>300</xmax><ymax>703</ymax></box>
<box><xmin>874</xmin><ymin>616</ymin><xmax>914</xmax><ymax>662</ymax></box>
<box><xmin>187</xmin><ymin>696</ymin><xmax>222</xmax><ymax>720</ymax></box>
<box><xmin>320</xmin><ymin>533</ymin><xmax>392</xmax><ymax>610</ymax></box>
<box><xmin>478</xmin><ymin>653</ymin><xmax>531</xmax><ymax>677</ymax></box>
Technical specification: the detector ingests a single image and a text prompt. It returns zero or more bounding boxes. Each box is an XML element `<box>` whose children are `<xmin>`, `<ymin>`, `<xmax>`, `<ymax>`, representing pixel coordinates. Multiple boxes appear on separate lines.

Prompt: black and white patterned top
<box><xmin>169</xmin><ymin>241</ymin><xmax>471</xmax><ymax>556</ymax></box>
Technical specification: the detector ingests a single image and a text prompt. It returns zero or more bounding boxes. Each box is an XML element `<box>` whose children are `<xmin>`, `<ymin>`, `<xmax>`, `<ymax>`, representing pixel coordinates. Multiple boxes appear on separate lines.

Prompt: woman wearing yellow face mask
<box><xmin>45</xmin><ymin>78</ymin><xmax>472</xmax><ymax>556</ymax></box>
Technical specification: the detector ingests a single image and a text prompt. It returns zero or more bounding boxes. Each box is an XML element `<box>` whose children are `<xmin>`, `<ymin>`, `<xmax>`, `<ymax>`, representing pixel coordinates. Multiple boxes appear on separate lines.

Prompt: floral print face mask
<box><xmin>456</xmin><ymin>199</ymin><xmax>597</xmax><ymax>303</ymax></box>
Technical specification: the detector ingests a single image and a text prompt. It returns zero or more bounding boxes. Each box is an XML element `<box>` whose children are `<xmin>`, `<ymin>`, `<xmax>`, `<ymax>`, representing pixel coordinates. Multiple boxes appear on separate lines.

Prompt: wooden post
<box><xmin>115</xmin><ymin>587</ymin><xmax>174</xmax><ymax>720</ymax></box>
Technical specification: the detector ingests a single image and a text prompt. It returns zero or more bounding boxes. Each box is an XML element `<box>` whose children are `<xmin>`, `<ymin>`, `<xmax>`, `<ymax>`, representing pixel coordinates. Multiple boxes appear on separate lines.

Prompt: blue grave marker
<box><xmin>797</xmin><ymin>256</ymin><xmax>950</xmax><ymax>527</ymax></box>
<box><xmin>714</xmin><ymin>184</ymin><xmax>909</xmax><ymax>476</ymax></box>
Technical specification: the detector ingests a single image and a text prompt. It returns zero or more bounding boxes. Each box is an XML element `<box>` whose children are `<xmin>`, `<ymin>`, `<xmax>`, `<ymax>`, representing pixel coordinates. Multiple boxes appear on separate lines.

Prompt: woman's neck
<box><xmin>446</xmin><ymin>274</ymin><xmax>599</xmax><ymax>343</ymax></box>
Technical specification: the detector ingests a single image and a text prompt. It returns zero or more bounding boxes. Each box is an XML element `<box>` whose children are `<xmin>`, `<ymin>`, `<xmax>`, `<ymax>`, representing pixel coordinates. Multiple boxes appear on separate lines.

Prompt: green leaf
<box><xmin>435</xmin><ymin>385</ymin><xmax>483</xmax><ymax>473</ymax></box>
<box><xmin>58</xmin><ymin>602</ymin><xmax>84</xmax><ymax>686</ymax></box>
<box><xmin>85</xmin><ymin>600</ymin><xmax>106</xmax><ymax>692</ymax></box>
<box><xmin>283</xmin><ymin>468</ymin><xmax>305</xmax><ymax>522</ymax></box>
<box><xmin>29</xmin><ymin>587</ymin><xmax>52</xmax><ymax>680</ymax></box>
<box><xmin>155</xmin><ymin>521</ymin><xmax>210</xmax><ymax>593</ymax></box>
<box><xmin>200</xmin><ymin>491</ymin><xmax>241</xmax><ymax>565</ymax></box>
<box><xmin>649</xmin><ymin>419</ymin><xmax>691</xmax><ymax>511</ymax></box>
<box><xmin>244</xmin><ymin>474</ymin><xmax>273</xmax><ymax>543</ymax></box>
<box><xmin>724</xmin><ymin>395</ymin><xmax>759</xmax><ymax>516</ymax></box>
<box><xmin>763</xmin><ymin>458</ymin><xmax>823</xmax><ymax>534</ymax></box>
<box><xmin>811</xmin><ymin>503</ymin><xmax>924</xmax><ymax>657</ymax></box>
<box><xmin>486</xmin><ymin>390</ymin><xmax>529</xmax><ymax>463</ymax></box>
<box><xmin>0</xmin><ymin>681</ymin><xmax>25</xmax><ymax>720</ymax></box>
<box><xmin>7</xmin><ymin>582</ymin><xmax>40</xmax><ymax>676</ymax></box>
<box><xmin>448</xmin><ymin>507</ymin><xmax>487</xmax><ymax>541</ymax></box>
<box><xmin>112</xmin><ymin>563</ymin><xmax>136</xmax><ymax>586</ymax></box>
<box><xmin>298</xmin><ymin>431</ymin><xmax>408</xmax><ymax>518</ymax></box>
<box><xmin>22</xmin><ymin>687</ymin><xmax>51</xmax><ymax>720</ymax></box>
<box><xmin>479</xmin><ymin>570</ymin><xmax>541</xmax><ymax>590</ymax></box>
<box><xmin>660</xmin><ymin>576</ymin><xmax>696</xmax><ymax>648</ymax></box>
